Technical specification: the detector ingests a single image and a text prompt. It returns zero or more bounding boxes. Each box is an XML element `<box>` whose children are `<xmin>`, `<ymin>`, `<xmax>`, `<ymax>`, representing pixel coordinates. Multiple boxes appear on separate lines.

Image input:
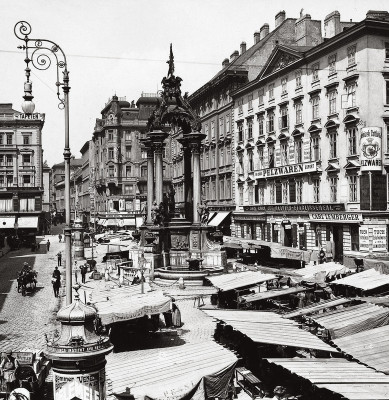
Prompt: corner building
<box><xmin>232</xmin><ymin>10</ymin><xmax>389</xmax><ymax>264</ymax></box>
<box><xmin>91</xmin><ymin>94</ymin><xmax>172</xmax><ymax>229</ymax></box>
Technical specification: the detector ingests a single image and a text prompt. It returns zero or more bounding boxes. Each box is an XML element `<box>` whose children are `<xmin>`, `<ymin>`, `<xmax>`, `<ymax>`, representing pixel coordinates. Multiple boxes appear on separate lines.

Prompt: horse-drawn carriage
<box><xmin>16</xmin><ymin>264</ymin><xmax>37</xmax><ymax>296</ymax></box>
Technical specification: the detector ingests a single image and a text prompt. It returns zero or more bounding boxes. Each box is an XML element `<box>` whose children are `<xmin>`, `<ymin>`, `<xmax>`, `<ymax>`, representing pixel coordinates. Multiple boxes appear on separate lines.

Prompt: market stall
<box><xmin>261</xmin><ymin>358</ymin><xmax>389</xmax><ymax>400</ymax></box>
<box><xmin>333</xmin><ymin>325</ymin><xmax>389</xmax><ymax>373</ymax></box>
<box><xmin>106</xmin><ymin>341</ymin><xmax>237</xmax><ymax>400</ymax></box>
<box><xmin>331</xmin><ymin>268</ymin><xmax>389</xmax><ymax>296</ymax></box>
<box><xmin>306</xmin><ymin>302</ymin><xmax>389</xmax><ymax>340</ymax></box>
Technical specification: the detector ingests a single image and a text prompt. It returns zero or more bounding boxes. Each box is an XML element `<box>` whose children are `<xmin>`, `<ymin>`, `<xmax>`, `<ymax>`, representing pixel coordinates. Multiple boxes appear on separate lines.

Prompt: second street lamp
<box><xmin>14</xmin><ymin>21</ymin><xmax>73</xmax><ymax>305</ymax></box>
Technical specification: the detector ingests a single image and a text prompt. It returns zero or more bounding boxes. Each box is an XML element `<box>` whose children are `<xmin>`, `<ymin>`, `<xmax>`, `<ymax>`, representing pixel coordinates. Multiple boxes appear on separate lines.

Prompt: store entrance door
<box><xmin>333</xmin><ymin>225</ymin><xmax>343</xmax><ymax>262</ymax></box>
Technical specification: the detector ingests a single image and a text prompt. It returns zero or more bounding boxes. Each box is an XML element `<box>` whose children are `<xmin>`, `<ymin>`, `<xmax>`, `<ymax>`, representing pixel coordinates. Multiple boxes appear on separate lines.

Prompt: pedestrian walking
<box><xmin>80</xmin><ymin>263</ymin><xmax>87</xmax><ymax>284</ymax></box>
<box><xmin>74</xmin><ymin>260</ymin><xmax>78</xmax><ymax>283</ymax></box>
<box><xmin>46</xmin><ymin>239</ymin><xmax>50</xmax><ymax>251</ymax></box>
<box><xmin>52</xmin><ymin>266</ymin><xmax>61</xmax><ymax>298</ymax></box>
<box><xmin>0</xmin><ymin>350</ymin><xmax>19</xmax><ymax>392</ymax></box>
<box><xmin>172</xmin><ymin>301</ymin><xmax>182</xmax><ymax>327</ymax></box>
<box><xmin>57</xmin><ymin>251</ymin><xmax>62</xmax><ymax>266</ymax></box>
<box><xmin>58</xmin><ymin>233</ymin><xmax>62</xmax><ymax>243</ymax></box>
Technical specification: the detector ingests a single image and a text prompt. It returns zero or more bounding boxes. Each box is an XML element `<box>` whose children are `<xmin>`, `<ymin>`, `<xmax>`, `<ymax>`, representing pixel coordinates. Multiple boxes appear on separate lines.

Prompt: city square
<box><xmin>1</xmin><ymin>1</ymin><xmax>389</xmax><ymax>399</ymax></box>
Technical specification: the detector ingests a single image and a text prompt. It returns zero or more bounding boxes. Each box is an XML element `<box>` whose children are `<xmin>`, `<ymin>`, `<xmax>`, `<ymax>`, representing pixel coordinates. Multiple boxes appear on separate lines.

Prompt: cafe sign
<box><xmin>309</xmin><ymin>213</ymin><xmax>362</xmax><ymax>222</ymax></box>
<box><xmin>360</xmin><ymin>127</ymin><xmax>382</xmax><ymax>171</ymax></box>
<box><xmin>254</xmin><ymin>161</ymin><xmax>318</xmax><ymax>178</ymax></box>
<box><xmin>14</xmin><ymin>113</ymin><xmax>44</xmax><ymax>120</ymax></box>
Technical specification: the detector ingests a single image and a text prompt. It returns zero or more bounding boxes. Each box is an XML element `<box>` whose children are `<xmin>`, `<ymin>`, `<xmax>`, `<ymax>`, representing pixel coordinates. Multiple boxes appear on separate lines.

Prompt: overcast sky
<box><xmin>1</xmin><ymin>0</ymin><xmax>387</xmax><ymax>166</ymax></box>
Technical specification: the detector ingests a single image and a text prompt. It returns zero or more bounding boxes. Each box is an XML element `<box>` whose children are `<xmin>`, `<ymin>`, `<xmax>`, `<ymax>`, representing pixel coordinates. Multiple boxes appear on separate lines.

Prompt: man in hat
<box><xmin>52</xmin><ymin>266</ymin><xmax>61</xmax><ymax>298</ymax></box>
<box><xmin>57</xmin><ymin>251</ymin><xmax>62</xmax><ymax>266</ymax></box>
<box><xmin>0</xmin><ymin>350</ymin><xmax>19</xmax><ymax>392</ymax></box>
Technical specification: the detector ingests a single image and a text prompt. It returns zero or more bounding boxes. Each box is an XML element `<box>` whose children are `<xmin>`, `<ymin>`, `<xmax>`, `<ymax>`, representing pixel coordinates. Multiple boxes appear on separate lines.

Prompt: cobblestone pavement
<box><xmin>0</xmin><ymin>234</ymin><xmax>66</xmax><ymax>354</ymax></box>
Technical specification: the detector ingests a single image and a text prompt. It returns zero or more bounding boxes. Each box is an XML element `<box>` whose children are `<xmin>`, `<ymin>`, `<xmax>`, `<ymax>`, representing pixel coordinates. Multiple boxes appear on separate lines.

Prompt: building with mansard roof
<box><xmin>185</xmin><ymin>10</ymin><xmax>324</xmax><ymax>235</ymax></box>
<box><xmin>231</xmin><ymin>10</ymin><xmax>389</xmax><ymax>264</ymax></box>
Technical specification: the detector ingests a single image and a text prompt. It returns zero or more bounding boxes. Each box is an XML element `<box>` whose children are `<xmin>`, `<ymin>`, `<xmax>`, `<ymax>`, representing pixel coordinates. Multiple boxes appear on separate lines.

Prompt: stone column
<box><xmin>154</xmin><ymin>143</ymin><xmax>164</xmax><ymax>205</ymax></box>
<box><xmin>146</xmin><ymin>146</ymin><xmax>154</xmax><ymax>224</ymax></box>
<box><xmin>191</xmin><ymin>142</ymin><xmax>202</xmax><ymax>224</ymax></box>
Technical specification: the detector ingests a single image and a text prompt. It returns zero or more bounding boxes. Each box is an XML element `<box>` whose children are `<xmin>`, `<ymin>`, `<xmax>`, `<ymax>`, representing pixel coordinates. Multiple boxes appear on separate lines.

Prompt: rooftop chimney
<box><xmin>259</xmin><ymin>23</ymin><xmax>270</xmax><ymax>40</ymax></box>
<box><xmin>230</xmin><ymin>50</ymin><xmax>239</xmax><ymax>62</ymax></box>
<box><xmin>324</xmin><ymin>11</ymin><xmax>341</xmax><ymax>38</ymax></box>
<box><xmin>275</xmin><ymin>10</ymin><xmax>286</xmax><ymax>28</ymax></box>
<box><xmin>240</xmin><ymin>42</ymin><xmax>247</xmax><ymax>54</ymax></box>
<box><xmin>366</xmin><ymin>10</ymin><xmax>389</xmax><ymax>20</ymax></box>
<box><xmin>254</xmin><ymin>31</ymin><xmax>261</xmax><ymax>44</ymax></box>
<box><xmin>222</xmin><ymin>58</ymin><xmax>229</xmax><ymax>68</ymax></box>
<box><xmin>295</xmin><ymin>13</ymin><xmax>322</xmax><ymax>46</ymax></box>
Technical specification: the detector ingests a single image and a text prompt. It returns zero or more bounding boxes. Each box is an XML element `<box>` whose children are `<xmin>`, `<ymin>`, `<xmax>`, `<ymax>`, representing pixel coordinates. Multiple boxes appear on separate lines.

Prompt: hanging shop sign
<box><xmin>360</xmin><ymin>127</ymin><xmax>382</xmax><ymax>171</ymax></box>
<box><xmin>309</xmin><ymin>213</ymin><xmax>362</xmax><ymax>222</ymax></box>
<box><xmin>254</xmin><ymin>161</ymin><xmax>318</xmax><ymax>178</ymax></box>
<box><xmin>14</xmin><ymin>113</ymin><xmax>44</xmax><ymax>120</ymax></box>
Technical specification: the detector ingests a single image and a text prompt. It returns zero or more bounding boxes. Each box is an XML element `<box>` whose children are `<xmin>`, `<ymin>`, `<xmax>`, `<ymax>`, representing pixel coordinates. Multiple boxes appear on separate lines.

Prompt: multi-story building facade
<box><xmin>185</xmin><ymin>10</ymin><xmax>323</xmax><ymax>234</ymax></box>
<box><xmin>51</xmin><ymin>158</ymin><xmax>83</xmax><ymax>223</ymax></box>
<box><xmin>231</xmin><ymin>10</ymin><xmax>389</xmax><ymax>263</ymax></box>
<box><xmin>0</xmin><ymin>102</ymin><xmax>46</xmax><ymax>241</ymax></box>
<box><xmin>91</xmin><ymin>94</ymin><xmax>172</xmax><ymax>229</ymax></box>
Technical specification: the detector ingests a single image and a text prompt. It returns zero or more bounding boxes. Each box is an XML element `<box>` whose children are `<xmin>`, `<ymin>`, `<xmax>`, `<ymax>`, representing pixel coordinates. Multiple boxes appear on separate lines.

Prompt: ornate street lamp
<box><xmin>14</xmin><ymin>21</ymin><xmax>73</xmax><ymax>305</ymax></box>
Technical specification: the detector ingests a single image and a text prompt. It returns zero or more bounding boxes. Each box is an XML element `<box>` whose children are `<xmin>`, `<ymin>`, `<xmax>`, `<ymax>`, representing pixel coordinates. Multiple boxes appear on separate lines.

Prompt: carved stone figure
<box><xmin>151</xmin><ymin>201</ymin><xmax>160</xmax><ymax>225</ymax></box>
<box><xmin>197</xmin><ymin>200</ymin><xmax>209</xmax><ymax>225</ymax></box>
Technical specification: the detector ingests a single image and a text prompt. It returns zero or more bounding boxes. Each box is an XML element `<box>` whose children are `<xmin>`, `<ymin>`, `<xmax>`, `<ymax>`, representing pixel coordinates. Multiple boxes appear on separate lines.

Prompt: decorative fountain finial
<box><xmin>167</xmin><ymin>43</ymin><xmax>174</xmax><ymax>77</ymax></box>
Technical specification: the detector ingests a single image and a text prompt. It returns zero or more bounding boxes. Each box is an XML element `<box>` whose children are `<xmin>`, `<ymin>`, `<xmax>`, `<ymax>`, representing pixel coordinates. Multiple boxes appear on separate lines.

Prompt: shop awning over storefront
<box><xmin>17</xmin><ymin>216</ymin><xmax>39</xmax><ymax>229</ymax></box>
<box><xmin>240</xmin><ymin>286</ymin><xmax>308</xmax><ymax>303</ymax></box>
<box><xmin>201</xmin><ymin>309</ymin><xmax>337</xmax><ymax>353</ymax></box>
<box><xmin>0</xmin><ymin>216</ymin><xmax>15</xmax><ymax>228</ymax></box>
<box><xmin>107</xmin><ymin>341</ymin><xmax>237</xmax><ymax>400</ymax></box>
<box><xmin>331</xmin><ymin>268</ymin><xmax>389</xmax><ymax>292</ymax></box>
<box><xmin>262</xmin><ymin>358</ymin><xmax>389</xmax><ymax>400</ymax></box>
<box><xmin>206</xmin><ymin>271</ymin><xmax>276</xmax><ymax>292</ymax></box>
<box><xmin>97</xmin><ymin>219</ymin><xmax>106</xmax><ymax>226</ymax></box>
<box><xmin>283</xmin><ymin>297</ymin><xmax>354</xmax><ymax>319</ymax></box>
<box><xmin>208</xmin><ymin>211</ymin><xmax>231</xmax><ymax>227</ymax></box>
<box><xmin>90</xmin><ymin>284</ymin><xmax>171</xmax><ymax>326</ymax></box>
<box><xmin>308</xmin><ymin>302</ymin><xmax>389</xmax><ymax>339</ymax></box>
<box><xmin>333</xmin><ymin>325</ymin><xmax>389</xmax><ymax>374</ymax></box>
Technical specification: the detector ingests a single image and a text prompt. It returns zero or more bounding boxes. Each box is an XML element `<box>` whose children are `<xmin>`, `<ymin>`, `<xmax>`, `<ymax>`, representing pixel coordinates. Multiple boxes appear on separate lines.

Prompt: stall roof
<box><xmin>308</xmin><ymin>303</ymin><xmax>389</xmax><ymax>339</ymax></box>
<box><xmin>91</xmin><ymin>284</ymin><xmax>171</xmax><ymax>326</ymax></box>
<box><xmin>331</xmin><ymin>269</ymin><xmax>389</xmax><ymax>292</ymax></box>
<box><xmin>283</xmin><ymin>297</ymin><xmax>354</xmax><ymax>319</ymax></box>
<box><xmin>263</xmin><ymin>358</ymin><xmax>389</xmax><ymax>400</ymax></box>
<box><xmin>291</xmin><ymin>262</ymin><xmax>351</xmax><ymax>281</ymax></box>
<box><xmin>206</xmin><ymin>271</ymin><xmax>276</xmax><ymax>292</ymax></box>
<box><xmin>201</xmin><ymin>309</ymin><xmax>337</xmax><ymax>353</ymax></box>
<box><xmin>333</xmin><ymin>325</ymin><xmax>389</xmax><ymax>374</ymax></box>
<box><xmin>106</xmin><ymin>341</ymin><xmax>237</xmax><ymax>399</ymax></box>
<box><xmin>240</xmin><ymin>286</ymin><xmax>308</xmax><ymax>303</ymax></box>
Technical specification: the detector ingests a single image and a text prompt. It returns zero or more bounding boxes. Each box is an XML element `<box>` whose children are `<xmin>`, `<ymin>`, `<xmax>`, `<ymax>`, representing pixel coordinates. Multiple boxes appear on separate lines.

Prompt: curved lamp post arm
<box><xmin>14</xmin><ymin>20</ymin><xmax>73</xmax><ymax>305</ymax></box>
<box><xmin>14</xmin><ymin>21</ymin><xmax>70</xmax><ymax>109</ymax></box>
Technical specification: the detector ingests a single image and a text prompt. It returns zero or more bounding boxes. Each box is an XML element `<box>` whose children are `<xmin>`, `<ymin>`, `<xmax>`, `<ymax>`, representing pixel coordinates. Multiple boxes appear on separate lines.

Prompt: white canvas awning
<box><xmin>135</xmin><ymin>216</ymin><xmax>143</xmax><ymax>228</ymax></box>
<box><xmin>91</xmin><ymin>285</ymin><xmax>171</xmax><ymax>326</ymax></box>
<box><xmin>106</xmin><ymin>341</ymin><xmax>237</xmax><ymax>399</ymax></box>
<box><xmin>206</xmin><ymin>271</ymin><xmax>276</xmax><ymax>292</ymax></box>
<box><xmin>17</xmin><ymin>216</ymin><xmax>39</xmax><ymax>229</ymax></box>
<box><xmin>0</xmin><ymin>216</ymin><xmax>15</xmax><ymax>228</ymax></box>
<box><xmin>122</xmin><ymin>217</ymin><xmax>136</xmax><ymax>227</ymax></box>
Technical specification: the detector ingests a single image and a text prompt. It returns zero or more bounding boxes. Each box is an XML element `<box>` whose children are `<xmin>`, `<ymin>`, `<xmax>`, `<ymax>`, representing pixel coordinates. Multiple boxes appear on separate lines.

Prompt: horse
<box><xmin>17</xmin><ymin>270</ymin><xmax>37</xmax><ymax>296</ymax></box>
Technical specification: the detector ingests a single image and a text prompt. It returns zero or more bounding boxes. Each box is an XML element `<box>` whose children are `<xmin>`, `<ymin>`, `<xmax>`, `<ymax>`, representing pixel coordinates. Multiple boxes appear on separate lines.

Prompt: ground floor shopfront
<box><xmin>231</xmin><ymin>204</ymin><xmax>389</xmax><ymax>264</ymax></box>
